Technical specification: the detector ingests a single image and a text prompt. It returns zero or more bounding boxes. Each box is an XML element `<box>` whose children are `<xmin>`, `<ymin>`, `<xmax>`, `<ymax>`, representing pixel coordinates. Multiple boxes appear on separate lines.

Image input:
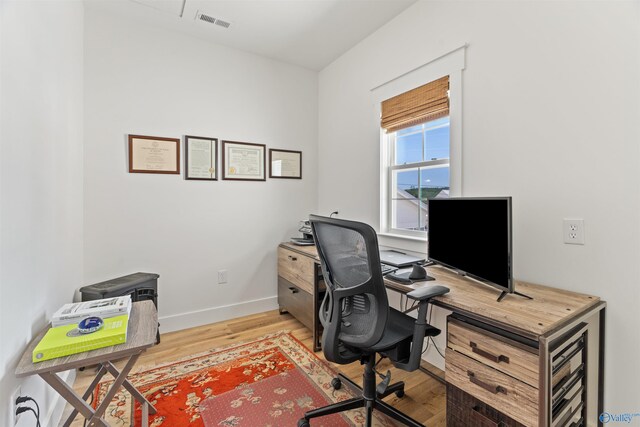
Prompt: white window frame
<box><xmin>372</xmin><ymin>45</ymin><xmax>466</xmax><ymax>240</ymax></box>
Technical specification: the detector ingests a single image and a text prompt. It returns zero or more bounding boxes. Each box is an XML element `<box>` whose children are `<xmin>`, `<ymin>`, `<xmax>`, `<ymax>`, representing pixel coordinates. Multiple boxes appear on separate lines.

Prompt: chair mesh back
<box><xmin>312</xmin><ymin>218</ymin><xmax>388</xmax><ymax>349</ymax></box>
<box><xmin>314</xmin><ymin>223</ymin><xmax>371</xmax><ymax>288</ymax></box>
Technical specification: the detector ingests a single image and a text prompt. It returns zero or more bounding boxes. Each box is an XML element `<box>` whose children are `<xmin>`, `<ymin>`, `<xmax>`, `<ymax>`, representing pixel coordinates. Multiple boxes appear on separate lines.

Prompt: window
<box><xmin>387</xmin><ymin>117</ymin><xmax>450</xmax><ymax>234</ymax></box>
<box><xmin>373</xmin><ymin>45</ymin><xmax>465</xmax><ymax>239</ymax></box>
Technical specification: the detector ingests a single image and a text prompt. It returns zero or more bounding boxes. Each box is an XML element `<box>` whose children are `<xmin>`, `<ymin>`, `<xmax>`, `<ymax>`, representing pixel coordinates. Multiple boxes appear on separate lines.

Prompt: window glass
<box><xmin>395</xmin><ymin>132</ymin><xmax>422</xmax><ymax>165</ymax></box>
<box><xmin>392</xmin><ymin>199</ymin><xmax>423</xmax><ymax>231</ymax></box>
<box><xmin>419</xmin><ymin>166</ymin><xmax>450</xmax><ymax>200</ymax></box>
<box><xmin>393</xmin><ymin>169</ymin><xmax>419</xmax><ymax>197</ymax></box>
<box><xmin>425</xmin><ymin>123</ymin><xmax>450</xmax><ymax>160</ymax></box>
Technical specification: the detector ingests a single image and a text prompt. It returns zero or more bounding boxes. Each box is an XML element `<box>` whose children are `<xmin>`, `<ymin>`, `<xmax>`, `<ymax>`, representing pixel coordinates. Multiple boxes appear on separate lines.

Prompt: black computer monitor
<box><xmin>427</xmin><ymin>197</ymin><xmax>513</xmax><ymax>298</ymax></box>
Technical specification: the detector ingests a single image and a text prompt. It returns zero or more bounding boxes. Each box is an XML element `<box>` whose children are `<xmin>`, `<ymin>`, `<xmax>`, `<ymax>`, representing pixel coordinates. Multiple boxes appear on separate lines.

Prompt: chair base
<box><xmin>298</xmin><ymin>371</ymin><xmax>424</xmax><ymax>427</ymax></box>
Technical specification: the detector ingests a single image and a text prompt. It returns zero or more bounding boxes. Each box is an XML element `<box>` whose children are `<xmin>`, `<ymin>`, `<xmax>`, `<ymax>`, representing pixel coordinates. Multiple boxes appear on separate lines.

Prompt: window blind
<box><xmin>380</xmin><ymin>75</ymin><xmax>449</xmax><ymax>133</ymax></box>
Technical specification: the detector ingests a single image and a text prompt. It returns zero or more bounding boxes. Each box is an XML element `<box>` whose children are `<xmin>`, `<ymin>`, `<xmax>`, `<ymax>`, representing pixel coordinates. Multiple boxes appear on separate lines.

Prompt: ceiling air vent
<box><xmin>196</xmin><ymin>11</ymin><xmax>231</xmax><ymax>29</ymax></box>
<box><xmin>215</xmin><ymin>19</ymin><xmax>231</xmax><ymax>29</ymax></box>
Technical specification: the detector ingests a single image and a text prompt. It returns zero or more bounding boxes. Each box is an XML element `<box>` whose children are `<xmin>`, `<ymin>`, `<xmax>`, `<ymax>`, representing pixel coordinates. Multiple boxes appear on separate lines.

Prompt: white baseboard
<box><xmin>158</xmin><ymin>296</ymin><xmax>279</xmax><ymax>333</ymax></box>
<box><xmin>43</xmin><ymin>369</ymin><xmax>76</xmax><ymax>427</ymax></box>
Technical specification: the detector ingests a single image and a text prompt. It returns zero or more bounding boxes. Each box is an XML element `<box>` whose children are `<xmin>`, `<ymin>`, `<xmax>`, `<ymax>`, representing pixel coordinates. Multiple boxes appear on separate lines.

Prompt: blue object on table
<box><xmin>78</xmin><ymin>316</ymin><xmax>104</xmax><ymax>334</ymax></box>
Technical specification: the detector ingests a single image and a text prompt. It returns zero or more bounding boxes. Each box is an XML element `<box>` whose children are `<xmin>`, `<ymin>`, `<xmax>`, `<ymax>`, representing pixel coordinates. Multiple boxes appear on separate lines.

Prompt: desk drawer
<box><xmin>448</xmin><ymin>319</ymin><xmax>539</xmax><ymax>388</ymax></box>
<box><xmin>278</xmin><ymin>247</ymin><xmax>315</xmax><ymax>294</ymax></box>
<box><xmin>278</xmin><ymin>277</ymin><xmax>313</xmax><ymax>331</ymax></box>
<box><xmin>447</xmin><ymin>384</ymin><xmax>526</xmax><ymax>427</ymax></box>
<box><xmin>446</xmin><ymin>351</ymin><xmax>538</xmax><ymax>427</ymax></box>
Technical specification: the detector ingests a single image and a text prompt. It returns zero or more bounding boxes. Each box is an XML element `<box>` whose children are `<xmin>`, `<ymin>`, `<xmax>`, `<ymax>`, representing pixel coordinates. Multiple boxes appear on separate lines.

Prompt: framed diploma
<box><xmin>269</xmin><ymin>149</ymin><xmax>302</xmax><ymax>179</ymax></box>
<box><xmin>222</xmin><ymin>141</ymin><xmax>266</xmax><ymax>181</ymax></box>
<box><xmin>185</xmin><ymin>135</ymin><xmax>218</xmax><ymax>180</ymax></box>
<box><xmin>128</xmin><ymin>134</ymin><xmax>180</xmax><ymax>174</ymax></box>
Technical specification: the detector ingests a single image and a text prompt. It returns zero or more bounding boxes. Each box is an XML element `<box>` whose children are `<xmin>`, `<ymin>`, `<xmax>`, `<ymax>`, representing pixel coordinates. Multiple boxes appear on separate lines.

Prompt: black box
<box><xmin>80</xmin><ymin>272</ymin><xmax>160</xmax><ymax>343</ymax></box>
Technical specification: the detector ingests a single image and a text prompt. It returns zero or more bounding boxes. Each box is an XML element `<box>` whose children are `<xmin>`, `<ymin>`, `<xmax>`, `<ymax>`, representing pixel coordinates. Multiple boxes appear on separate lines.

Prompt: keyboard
<box><xmin>380</xmin><ymin>263</ymin><xmax>398</xmax><ymax>275</ymax></box>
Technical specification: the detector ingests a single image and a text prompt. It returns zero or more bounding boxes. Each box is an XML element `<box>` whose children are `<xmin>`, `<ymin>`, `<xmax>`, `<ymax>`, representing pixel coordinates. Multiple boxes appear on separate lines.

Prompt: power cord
<box><xmin>420</xmin><ymin>304</ymin><xmax>446</xmax><ymax>359</ymax></box>
<box><xmin>15</xmin><ymin>404</ymin><xmax>41</xmax><ymax>427</ymax></box>
<box><xmin>428</xmin><ymin>336</ymin><xmax>446</xmax><ymax>359</ymax></box>
<box><xmin>16</xmin><ymin>396</ymin><xmax>40</xmax><ymax>418</ymax></box>
<box><xmin>422</xmin><ymin>303</ymin><xmax>433</xmax><ymax>355</ymax></box>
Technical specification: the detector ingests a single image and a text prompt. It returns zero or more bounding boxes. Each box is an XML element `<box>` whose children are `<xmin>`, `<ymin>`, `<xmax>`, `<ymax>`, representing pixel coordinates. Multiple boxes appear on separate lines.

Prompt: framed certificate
<box><xmin>128</xmin><ymin>134</ymin><xmax>180</xmax><ymax>174</ymax></box>
<box><xmin>222</xmin><ymin>141</ymin><xmax>266</xmax><ymax>181</ymax></box>
<box><xmin>269</xmin><ymin>149</ymin><xmax>302</xmax><ymax>179</ymax></box>
<box><xmin>185</xmin><ymin>135</ymin><xmax>218</xmax><ymax>180</ymax></box>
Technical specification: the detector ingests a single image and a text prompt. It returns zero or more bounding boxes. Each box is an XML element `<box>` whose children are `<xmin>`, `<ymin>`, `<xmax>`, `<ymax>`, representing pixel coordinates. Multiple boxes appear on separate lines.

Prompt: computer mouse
<box><xmin>409</xmin><ymin>264</ymin><xmax>427</xmax><ymax>280</ymax></box>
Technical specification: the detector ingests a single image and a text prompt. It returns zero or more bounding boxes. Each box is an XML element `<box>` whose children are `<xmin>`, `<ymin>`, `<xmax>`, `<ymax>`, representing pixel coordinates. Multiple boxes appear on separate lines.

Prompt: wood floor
<box><xmin>62</xmin><ymin>310</ymin><xmax>446</xmax><ymax>426</ymax></box>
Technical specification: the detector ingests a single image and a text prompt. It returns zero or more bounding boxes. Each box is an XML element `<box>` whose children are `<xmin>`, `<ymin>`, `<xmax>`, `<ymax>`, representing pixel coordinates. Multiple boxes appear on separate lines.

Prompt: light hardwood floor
<box><xmin>62</xmin><ymin>310</ymin><xmax>446</xmax><ymax>426</ymax></box>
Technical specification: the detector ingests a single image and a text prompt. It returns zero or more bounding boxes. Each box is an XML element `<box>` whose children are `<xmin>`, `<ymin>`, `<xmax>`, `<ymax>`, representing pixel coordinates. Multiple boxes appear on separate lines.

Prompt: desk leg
<box><xmin>103</xmin><ymin>361</ymin><xmax>157</xmax><ymax>414</ymax></box>
<box><xmin>39</xmin><ymin>371</ymin><xmax>108</xmax><ymax>426</ymax></box>
<box><xmin>62</xmin><ymin>365</ymin><xmax>108</xmax><ymax>427</ymax></box>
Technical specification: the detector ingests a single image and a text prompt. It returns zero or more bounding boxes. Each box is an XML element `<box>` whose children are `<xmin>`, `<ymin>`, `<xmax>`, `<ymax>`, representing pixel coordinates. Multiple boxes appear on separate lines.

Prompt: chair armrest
<box><xmin>406</xmin><ymin>285</ymin><xmax>450</xmax><ymax>301</ymax></box>
<box><xmin>391</xmin><ymin>285</ymin><xmax>449</xmax><ymax>373</ymax></box>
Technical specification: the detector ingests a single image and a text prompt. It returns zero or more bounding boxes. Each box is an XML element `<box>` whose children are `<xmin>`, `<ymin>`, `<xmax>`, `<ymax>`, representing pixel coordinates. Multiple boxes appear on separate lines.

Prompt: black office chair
<box><xmin>298</xmin><ymin>215</ymin><xmax>449</xmax><ymax>427</ymax></box>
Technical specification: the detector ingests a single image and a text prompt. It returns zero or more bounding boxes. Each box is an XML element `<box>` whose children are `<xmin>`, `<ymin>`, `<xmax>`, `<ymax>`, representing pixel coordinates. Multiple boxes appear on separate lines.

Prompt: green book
<box><xmin>33</xmin><ymin>315</ymin><xmax>129</xmax><ymax>363</ymax></box>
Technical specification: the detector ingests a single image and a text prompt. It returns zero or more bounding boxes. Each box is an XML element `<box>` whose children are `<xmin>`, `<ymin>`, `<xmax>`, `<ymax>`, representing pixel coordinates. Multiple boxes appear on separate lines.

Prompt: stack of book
<box><xmin>51</xmin><ymin>296</ymin><xmax>131</xmax><ymax>327</ymax></box>
<box><xmin>32</xmin><ymin>296</ymin><xmax>132</xmax><ymax>363</ymax></box>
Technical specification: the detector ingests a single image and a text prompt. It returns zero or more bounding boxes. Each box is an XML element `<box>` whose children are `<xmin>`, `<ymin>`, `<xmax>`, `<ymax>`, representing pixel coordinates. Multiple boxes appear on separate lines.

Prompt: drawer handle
<box><xmin>287</xmin><ymin>255</ymin><xmax>298</xmax><ymax>261</ymax></box>
<box><xmin>470</xmin><ymin>341</ymin><xmax>510</xmax><ymax>364</ymax></box>
<box><xmin>471</xmin><ymin>406</ymin><xmax>500</xmax><ymax>427</ymax></box>
<box><xmin>467</xmin><ymin>370</ymin><xmax>507</xmax><ymax>395</ymax></box>
<box><xmin>288</xmin><ymin>287</ymin><xmax>299</xmax><ymax>294</ymax></box>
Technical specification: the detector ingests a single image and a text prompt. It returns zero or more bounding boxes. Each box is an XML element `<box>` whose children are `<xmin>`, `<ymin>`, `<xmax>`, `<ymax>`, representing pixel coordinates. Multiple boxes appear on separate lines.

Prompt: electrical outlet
<box><xmin>218</xmin><ymin>270</ymin><xmax>228</xmax><ymax>284</ymax></box>
<box><xmin>563</xmin><ymin>219</ymin><xmax>585</xmax><ymax>245</ymax></box>
<box><xmin>9</xmin><ymin>386</ymin><xmax>21</xmax><ymax>426</ymax></box>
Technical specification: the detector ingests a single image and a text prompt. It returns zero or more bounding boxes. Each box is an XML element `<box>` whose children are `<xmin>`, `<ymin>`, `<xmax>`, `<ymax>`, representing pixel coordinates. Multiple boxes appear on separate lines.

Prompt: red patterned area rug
<box><xmin>92</xmin><ymin>331</ymin><xmax>397</xmax><ymax>426</ymax></box>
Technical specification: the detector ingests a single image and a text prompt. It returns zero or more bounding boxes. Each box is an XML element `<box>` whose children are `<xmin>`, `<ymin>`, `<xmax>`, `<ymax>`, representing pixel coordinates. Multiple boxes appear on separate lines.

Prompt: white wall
<box><xmin>0</xmin><ymin>0</ymin><xmax>84</xmax><ymax>425</ymax></box>
<box><xmin>83</xmin><ymin>6</ymin><xmax>318</xmax><ymax>332</ymax></box>
<box><xmin>318</xmin><ymin>0</ymin><xmax>640</xmax><ymax>415</ymax></box>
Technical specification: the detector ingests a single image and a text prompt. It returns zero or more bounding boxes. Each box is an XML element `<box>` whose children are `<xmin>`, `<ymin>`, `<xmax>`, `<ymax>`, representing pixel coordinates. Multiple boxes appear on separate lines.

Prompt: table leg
<box><xmin>39</xmin><ymin>371</ymin><xmax>106</xmax><ymax>425</ymax></box>
<box><xmin>142</xmin><ymin>401</ymin><xmax>149</xmax><ymax>426</ymax></box>
<box><xmin>62</xmin><ymin>365</ymin><xmax>108</xmax><ymax>427</ymax></box>
<box><xmin>103</xmin><ymin>361</ymin><xmax>157</xmax><ymax>414</ymax></box>
<box><xmin>91</xmin><ymin>354</ymin><xmax>140</xmax><ymax>424</ymax></box>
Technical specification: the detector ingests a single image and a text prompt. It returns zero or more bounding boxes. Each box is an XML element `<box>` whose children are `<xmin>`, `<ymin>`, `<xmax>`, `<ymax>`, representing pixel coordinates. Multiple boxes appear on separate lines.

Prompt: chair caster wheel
<box><xmin>395</xmin><ymin>390</ymin><xmax>405</xmax><ymax>398</ymax></box>
<box><xmin>331</xmin><ymin>378</ymin><xmax>342</xmax><ymax>390</ymax></box>
<box><xmin>298</xmin><ymin>419</ymin><xmax>310</xmax><ymax>427</ymax></box>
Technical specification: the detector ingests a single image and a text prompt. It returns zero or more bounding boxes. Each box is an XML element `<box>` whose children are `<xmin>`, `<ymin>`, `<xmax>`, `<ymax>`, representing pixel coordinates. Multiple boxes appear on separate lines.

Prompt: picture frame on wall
<box><xmin>185</xmin><ymin>135</ymin><xmax>218</xmax><ymax>180</ymax></box>
<box><xmin>128</xmin><ymin>134</ymin><xmax>180</xmax><ymax>174</ymax></box>
<box><xmin>269</xmin><ymin>149</ymin><xmax>302</xmax><ymax>179</ymax></box>
<box><xmin>222</xmin><ymin>141</ymin><xmax>266</xmax><ymax>181</ymax></box>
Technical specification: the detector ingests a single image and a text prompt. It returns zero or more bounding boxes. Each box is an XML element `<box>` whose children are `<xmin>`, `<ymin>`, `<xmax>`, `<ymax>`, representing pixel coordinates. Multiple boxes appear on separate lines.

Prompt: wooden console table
<box><xmin>15</xmin><ymin>300</ymin><xmax>158</xmax><ymax>427</ymax></box>
<box><xmin>277</xmin><ymin>242</ymin><xmax>605</xmax><ymax>427</ymax></box>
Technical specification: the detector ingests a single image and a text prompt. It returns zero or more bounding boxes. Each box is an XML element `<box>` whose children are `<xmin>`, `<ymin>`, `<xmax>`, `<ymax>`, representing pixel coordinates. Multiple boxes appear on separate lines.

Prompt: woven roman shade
<box><xmin>381</xmin><ymin>75</ymin><xmax>449</xmax><ymax>133</ymax></box>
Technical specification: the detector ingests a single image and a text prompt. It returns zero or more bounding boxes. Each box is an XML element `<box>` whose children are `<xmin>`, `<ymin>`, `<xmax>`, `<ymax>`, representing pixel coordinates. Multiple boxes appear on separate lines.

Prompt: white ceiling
<box><xmin>87</xmin><ymin>0</ymin><xmax>418</xmax><ymax>70</ymax></box>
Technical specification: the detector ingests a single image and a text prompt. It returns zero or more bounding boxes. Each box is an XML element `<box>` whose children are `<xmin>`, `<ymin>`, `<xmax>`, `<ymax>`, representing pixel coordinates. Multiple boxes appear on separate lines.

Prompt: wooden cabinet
<box><xmin>446</xmin><ymin>314</ymin><xmax>594</xmax><ymax>427</ymax></box>
<box><xmin>277</xmin><ymin>244</ymin><xmax>324</xmax><ymax>351</ymax></box>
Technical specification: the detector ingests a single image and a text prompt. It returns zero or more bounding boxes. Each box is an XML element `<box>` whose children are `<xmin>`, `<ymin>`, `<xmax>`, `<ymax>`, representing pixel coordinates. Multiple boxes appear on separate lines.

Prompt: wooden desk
<box><xmin>16</xmin><ymin>301</ymin><xmax>158</xmax><ymax>427</ymax></box>
<box><xmin>277</xmin><ymin>242</ymin><xmax>605</xmax><ymax>427</ymax></box>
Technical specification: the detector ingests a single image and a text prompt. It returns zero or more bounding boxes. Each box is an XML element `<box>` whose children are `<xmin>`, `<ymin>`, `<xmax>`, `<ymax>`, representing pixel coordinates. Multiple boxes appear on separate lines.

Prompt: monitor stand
<box><xmin>497</xmin><ymin>290</ymin><xmax>533</xmax><ymax>303</ymax></box>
